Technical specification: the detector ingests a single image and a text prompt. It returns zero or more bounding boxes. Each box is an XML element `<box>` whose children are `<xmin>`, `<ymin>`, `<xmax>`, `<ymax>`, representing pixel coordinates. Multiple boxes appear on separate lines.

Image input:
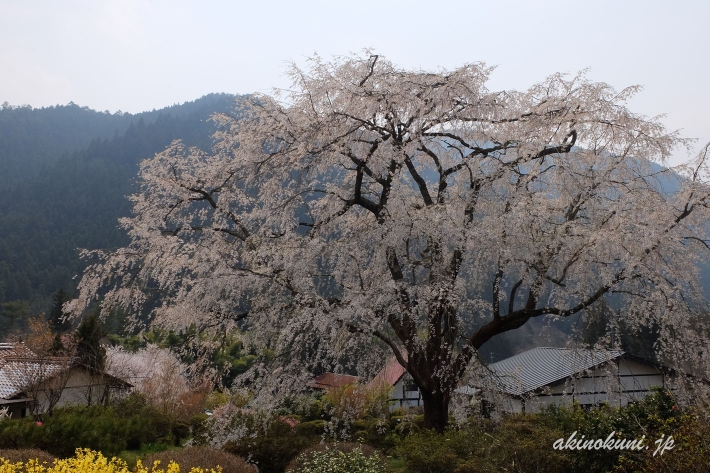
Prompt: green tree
<box><xmin>76</xmin><ymin>311</ymin><xmax>107</xmax><ymax>372</ymax></box>
<box><xmin>0</xmin><ymin>299</ymin><xmax>31</xmax><ymax>335</ymax></box>
<box><xmin>48</xmin><ymin>288</ymin><xmax>71</xmax><ymax>333</ymax></box>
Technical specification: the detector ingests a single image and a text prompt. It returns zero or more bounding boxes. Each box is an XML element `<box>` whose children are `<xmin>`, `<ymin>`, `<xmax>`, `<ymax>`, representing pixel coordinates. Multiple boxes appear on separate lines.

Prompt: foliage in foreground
<box><xmin>392</xmin><ymin>389</ymin><xmax>707</xmax><ymax>473</ymax></box>
<box><xmin>142</xmin><ymin>447</ymin><xmax>255</xmax><ymax>473</ymax></box>
<box><xmin>2</xmin><ymin>388</ymin><xmax>707</xmax><ymax>473</ymax></box>
<box><xmin>396</xmin><ymin>416</ymin><xmax>570</xmax><ymax>473</ymax></box>
<box><xmin>223</xmin><ymin>417</ymin><xmax>321</xmax><ymax>473</ymax></box>
<box><xmin>287</xmin><ymin>444</ymin><xmax>384</xmax><ymax>473</ymax></box>
<box><xmin>0</xmin><ymin>450</ymin><xmax>54</xmax><ymax>465</ymax></box>
<box><xmin>217</xmin><ymin>388</ymin><xmax>702</xmax><ymax>473</ymax></box>
<box><xmin>0</xmin><ymin>395</ymin><xmax>194</xmax><ymax>458</ymax></box>
<box><xmin>623</xmin><ymin>411</ymin><xmax>710</xmax><ymax>473</ymax></box>
<box><xmin>0</xmin><ymin>448</ymin><xmax>221</xmax><ymax>473</ymax></box>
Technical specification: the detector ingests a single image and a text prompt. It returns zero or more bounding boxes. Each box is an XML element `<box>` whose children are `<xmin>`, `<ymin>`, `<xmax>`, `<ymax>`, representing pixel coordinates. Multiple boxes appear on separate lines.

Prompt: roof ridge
<box><xmin>485</xmin><ymin>346</ymin><xmax>627</xmax><ymax>396</ymax></box>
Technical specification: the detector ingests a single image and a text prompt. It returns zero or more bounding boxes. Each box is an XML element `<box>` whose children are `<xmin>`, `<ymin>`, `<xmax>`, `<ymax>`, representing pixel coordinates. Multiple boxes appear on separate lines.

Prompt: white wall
<box><xmin>486</xmin><ymin>356</ymin><xmax>666</xmax><ymax>414</ymax></box>
<box><xmin>34</xmin><ymin>368</ymin><xmax>128</xmax><ymax>413</ymax></box>
<box><xmin>390</xmin><ymin>375</ymin><xmax>423</xmax><ymax>410</ymax></box>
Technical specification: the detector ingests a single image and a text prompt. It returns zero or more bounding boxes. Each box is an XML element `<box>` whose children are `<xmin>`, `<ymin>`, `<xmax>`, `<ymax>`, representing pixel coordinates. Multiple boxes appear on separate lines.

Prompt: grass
<box><xmin>117</xmin><ymin>443</ymin><xmax>176</xmax><ymax>470</ymax></box>
<box><xmin>384</xmin><ymin>457</ymin><xmax>408</xmax><ymax>473</ymax></box>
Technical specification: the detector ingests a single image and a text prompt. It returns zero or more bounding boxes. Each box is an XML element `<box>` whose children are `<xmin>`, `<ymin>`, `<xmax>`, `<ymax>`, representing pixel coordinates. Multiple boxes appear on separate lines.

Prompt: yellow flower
<box><xmin>0</xmin><ymin>450</ymin><xmax>221</xmax><ymax>473</ymax></box>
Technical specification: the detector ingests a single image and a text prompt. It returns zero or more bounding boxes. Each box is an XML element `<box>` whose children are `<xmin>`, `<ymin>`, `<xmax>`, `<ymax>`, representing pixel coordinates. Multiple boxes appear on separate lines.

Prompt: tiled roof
<box><xmin>487</xmin><ymin>347</ymin><xmax>624</xmax><ymax>396</ymax></box>
<box><xmin>0</xmin><ymin>369</ymin><xmax>17</xmax><ymax>399</ymax></box>
<box><xmin>0</xmin><ymin>343</ymin><xmax>36</xmax><ymax>360</ymax></box>
<box><xmin>0</xmin><ymin>360</ymin><xmax>64</xmax><ymax>399</ymax></box>
<box><xmin>309</xmin><ymin>373</ymin><xmax>361</xmax><ymax>390</ymax></box>
<box><xmin>370</xmin><ymin>356</ymin><xmax>407</xmax><ymax>388</ymax></box>
<box><xmin>0</xmin><ymin>342</ymin><xmax>71</xmax><ymax>400</ymax></box>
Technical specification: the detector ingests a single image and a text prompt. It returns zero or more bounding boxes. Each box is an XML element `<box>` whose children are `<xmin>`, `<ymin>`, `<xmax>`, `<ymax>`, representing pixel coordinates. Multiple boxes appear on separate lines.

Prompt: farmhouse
<box><xmin>478</xmin><ymin>347</ymin><xmax>667</xmax><ymax>414</ymax></box>
<box><xmin>0</xmin><ymin>343</ymin><xmax>132</xmax><ymax>419</ymax></box>
<box><xmin>308</xmin><ymin>347</ymin><xmax>668</xmax><ymax>414</ymax></box>
<box><xmin>307</xmin><ymin>358</ymin><xmax>422</xmax><ymax>410</ymax></box>
<box><xmin>369</xmin><ymin>357</ymin><xmax>422</xmax><ymax>410</ymax></box>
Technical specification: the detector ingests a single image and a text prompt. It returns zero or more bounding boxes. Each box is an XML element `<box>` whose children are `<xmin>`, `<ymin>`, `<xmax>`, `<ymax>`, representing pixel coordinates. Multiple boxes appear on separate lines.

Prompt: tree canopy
<box><xmin>70</xmin><ymin>53</ymin><xmax>710</xmax><ymax>431</ymax></box>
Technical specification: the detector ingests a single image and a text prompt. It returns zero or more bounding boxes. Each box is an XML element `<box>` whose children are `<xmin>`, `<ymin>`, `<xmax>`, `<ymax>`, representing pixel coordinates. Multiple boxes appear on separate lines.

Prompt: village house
<box><xmin>0</xmin><ymin>343</ymin><xmax>132</xmax><ymax>419</ymax></box>
<box><xmin>476</xmin><ymin>347</ymin><xmax>667</xmax><ymax>414</ymax></box>
<box><xmin>308</xmin><ymin>347</ymin><xmax>670</xmax><ymax>415</ymax></box>
<box><xmin>308</xmin><ymin>359</ymin><xmax>422</xmax><ymax>410</ymax></box>
<box><xmin>368</xmin><ymin>357</ymin><xmax>422</xmax><ymax>410</ymax></box>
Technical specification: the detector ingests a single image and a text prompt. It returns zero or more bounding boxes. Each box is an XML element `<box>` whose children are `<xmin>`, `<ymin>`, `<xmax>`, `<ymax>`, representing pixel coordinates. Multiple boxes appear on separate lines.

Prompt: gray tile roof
<box><xmin>487</xmin><ymin>347</ymin><xmax>624</xmax><ymax>396</ymax></box>
<box><xmin>0</xmin><ymin>343</ymin><xmax>36</xmax><ymax>360</ymax></box>
<box><xmin>0</xmin><ymin>343</ymin><xmax>74</xmax><ymax>399</ymax></box>
<box><xmin>0</xmin><ymin>369</ymin><xmax>19</xmax><ymax>399</ymax></box>
<box><xmin>0</xmin><ymin>360</ymin><xmax>64</xmax><ymax>399</ymax></box>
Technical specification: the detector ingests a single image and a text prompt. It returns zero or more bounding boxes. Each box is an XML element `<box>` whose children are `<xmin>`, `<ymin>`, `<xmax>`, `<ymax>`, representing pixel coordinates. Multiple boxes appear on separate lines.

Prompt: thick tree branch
<box><xmin>404</xmin><ymin>155</ymin><xmax>434</xmax><ymax>206</ymax></box>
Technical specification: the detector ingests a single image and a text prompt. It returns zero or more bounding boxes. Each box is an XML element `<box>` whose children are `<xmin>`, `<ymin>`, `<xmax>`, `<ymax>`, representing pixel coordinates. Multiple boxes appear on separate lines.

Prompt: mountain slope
<box><xmin>0</xmin><ymin>94</ymin><xmax>244</xmax><ymax>325</ymax></box>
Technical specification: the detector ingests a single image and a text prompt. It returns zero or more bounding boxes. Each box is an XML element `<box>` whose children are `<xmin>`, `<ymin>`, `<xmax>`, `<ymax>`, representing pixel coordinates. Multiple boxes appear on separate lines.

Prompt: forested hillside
<box><xmin>0</xmin><ymin>94</ymin><xmax>243</xmax><ymax>331</ymax></box>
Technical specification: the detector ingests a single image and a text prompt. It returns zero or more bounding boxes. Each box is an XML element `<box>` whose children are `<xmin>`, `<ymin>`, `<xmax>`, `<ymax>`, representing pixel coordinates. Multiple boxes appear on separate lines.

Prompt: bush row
<box><xmin>3</xmin><ymin>388</ymin><xmax>708</xmax><ymax>473</ymax></box>
<box><xmin>0</xmin><ymin>394</ymin><xmax>199</xmax><ymax>458</ymax></box>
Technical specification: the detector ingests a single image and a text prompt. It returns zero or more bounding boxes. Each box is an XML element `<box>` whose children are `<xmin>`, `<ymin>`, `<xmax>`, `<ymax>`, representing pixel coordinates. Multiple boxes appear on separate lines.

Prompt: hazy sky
<box><xmin>2</xmin><ymin>0</ymin><xmax>708</xmax><ymax>164</ymax></box>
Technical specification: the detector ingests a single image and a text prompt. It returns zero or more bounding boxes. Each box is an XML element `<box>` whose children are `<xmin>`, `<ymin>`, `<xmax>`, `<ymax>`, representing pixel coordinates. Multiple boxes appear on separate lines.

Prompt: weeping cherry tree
<box><xmin>69</xmin><ymin>53</ymin><xmax>710</xmax><ymax>431</ymax></box>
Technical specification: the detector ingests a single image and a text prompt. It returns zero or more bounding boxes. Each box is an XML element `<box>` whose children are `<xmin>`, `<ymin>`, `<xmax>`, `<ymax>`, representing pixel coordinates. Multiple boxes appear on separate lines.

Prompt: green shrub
<box><xmin>296</xmin><ymin>420</ymin><xmax>326</xmax><ymax>437</ymax></box>
<box><xmin>541</xmin><ymin>387</ymin><xmax>682</xmax><ymax>472</ymax></box>
<box><xmin>347</xmin><ymin>417</ymin><xmax>399</xmax><ymax>452</ymax></box>
<box><xmin>0</xmin><ymin>394</ymin><xmax>190</xmax><ymax>458</ymax></box>
<box><xmin>224</xmin><ymin>418</ymin><xmax>320</xmax><ymax>473</ymax></box>
<box><xmin>398</xmin><ymin>428</ymin><xmax>471</xmax><ymax>473</ymax></box>
<box><xmin>396</xmin><ymin>417</ymin><xmax>572</xmax><ymax>473</ymax></box>
<box><xmin>0</xmin><ymin>419</ymin><xmax>44</xmax><ymax>450</ymax></box>
<box><xmin>485</xmin><ymin>415</ymin><xmax>571</xmax><ymax>473</ymax></box>
<box><xmin>623</xmin><ymin>410</ymin><xmax>710</xmax><ymax>473</ymax></box>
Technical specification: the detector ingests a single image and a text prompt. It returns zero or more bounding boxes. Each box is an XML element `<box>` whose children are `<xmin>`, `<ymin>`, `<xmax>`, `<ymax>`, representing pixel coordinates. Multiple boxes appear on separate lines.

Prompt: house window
<box><xmin>403</xmin><ymin>375</ymin><xmax>418</xmax><ymax>393</ymax></box>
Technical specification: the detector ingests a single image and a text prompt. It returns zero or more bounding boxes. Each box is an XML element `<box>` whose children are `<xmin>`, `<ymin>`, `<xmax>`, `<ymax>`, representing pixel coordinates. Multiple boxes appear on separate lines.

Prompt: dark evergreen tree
<box><xmin>50</xmin><ymin>333</ymin><xmax>65</xmax><ymax>355</ymax></box>
<box><xmin>0</xmin><ymin>299</ymin><xmax>31</xmax><ymax>336</ymax></box>
<box><xmin>49</xmin><ymin>288</ymin><xmax>71</xmax><ymax>333</ymax></box>
<box><xmin>75</xmin><ymin>311</ymin><xmax>107</xmax><ymax>371</ymax></box>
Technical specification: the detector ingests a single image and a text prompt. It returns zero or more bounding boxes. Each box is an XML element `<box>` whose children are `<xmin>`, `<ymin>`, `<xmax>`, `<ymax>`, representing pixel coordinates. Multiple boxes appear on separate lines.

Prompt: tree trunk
<box><xmin>421</xmin><ymin>389</ymin><xmax>451</xmax><ymax>433</ymax></box>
